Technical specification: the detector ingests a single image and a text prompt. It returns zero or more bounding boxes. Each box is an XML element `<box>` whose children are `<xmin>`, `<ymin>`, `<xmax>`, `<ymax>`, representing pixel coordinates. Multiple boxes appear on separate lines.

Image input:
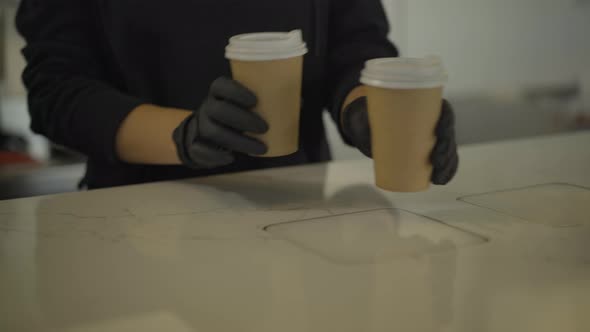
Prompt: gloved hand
<box><xmin>173</xmin><ymin>77</ymin><xmax>268</xmax><ymax>169</ymax></box>
<box><xmin>342</xmin><ymin>97</ymin><xmax>459</xmax><ymax>185</ymax></box>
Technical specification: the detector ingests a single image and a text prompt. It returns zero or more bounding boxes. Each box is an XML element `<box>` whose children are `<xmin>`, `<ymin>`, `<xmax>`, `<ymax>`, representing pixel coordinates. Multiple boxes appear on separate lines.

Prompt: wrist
<box><xmin>341</xmin><ymin>96</ymin><xmax>372</xmax><ymax>157</ymax></box>
<box><xmin>340</xmin><ymin>86</ymin><xmax>368</xmax><ymax>127</ymax></box>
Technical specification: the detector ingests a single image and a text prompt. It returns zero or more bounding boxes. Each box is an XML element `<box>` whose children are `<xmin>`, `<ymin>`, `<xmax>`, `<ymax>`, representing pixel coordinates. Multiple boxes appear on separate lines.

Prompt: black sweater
<box><xmin>16</xmin><ymin>0</ymin><xmax>398</xmax><ymax>189</ymax></box>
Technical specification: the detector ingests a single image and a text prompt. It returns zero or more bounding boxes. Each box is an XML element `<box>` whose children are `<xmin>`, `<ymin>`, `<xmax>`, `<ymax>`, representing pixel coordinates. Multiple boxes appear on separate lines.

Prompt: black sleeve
<box><xmin>327</xmin><ymin>0</ymin><xmax>399</xmax><ymax>145</ymax></box>
<box><xmin>16</xmin><ymin>0</ymin><xmax>144</xmax><ymax>163</ymax></box>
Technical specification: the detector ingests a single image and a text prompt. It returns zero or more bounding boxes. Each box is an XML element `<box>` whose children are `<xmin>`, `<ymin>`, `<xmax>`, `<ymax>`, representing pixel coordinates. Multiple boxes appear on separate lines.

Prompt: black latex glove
<box><xmin>173</xmin><ymin>77</ymin><xmax>268</xmax><ymax>169</ymax></box>
<box><xmin>342</xmin><ymin>97</ymin><xmax>459</xmax><ymax>185</ymax></box>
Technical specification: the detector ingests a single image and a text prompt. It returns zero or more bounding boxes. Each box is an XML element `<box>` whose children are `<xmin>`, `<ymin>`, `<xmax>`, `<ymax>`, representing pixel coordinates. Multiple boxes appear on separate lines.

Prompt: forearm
<box><xmin>117</xmin><ymin>86</ymin><xmax>367</xmax><ymax>167</ymax></box>
<box><xmin>116</xmin><ymin>104</ymin><xmax>191</xmax><ymax>165</ymax></box>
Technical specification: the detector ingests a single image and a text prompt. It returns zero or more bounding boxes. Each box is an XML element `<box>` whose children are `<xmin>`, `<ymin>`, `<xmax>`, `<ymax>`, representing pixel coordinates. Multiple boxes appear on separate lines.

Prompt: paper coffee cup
<box><xmin>361</xmin><ymin>57</ymin><xmax>448</xmax><ymax>192</ymax></box>
<box><xmin>225</xmin><ymin>30</ymin><xmax>308</xmax><ymax>157</ymax></box>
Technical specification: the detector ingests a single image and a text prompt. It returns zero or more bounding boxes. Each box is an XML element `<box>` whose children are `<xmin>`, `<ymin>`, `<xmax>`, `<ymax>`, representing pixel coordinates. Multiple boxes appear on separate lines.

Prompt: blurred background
<box><xmin>0</xmin><ymin>0</ymin><xmax>589</xmax><ymax>198</ymax></box>
<box><xmin>333</xmin><ymin>0</ymin><xmax>590</xmax><ymax>159</ymax></box>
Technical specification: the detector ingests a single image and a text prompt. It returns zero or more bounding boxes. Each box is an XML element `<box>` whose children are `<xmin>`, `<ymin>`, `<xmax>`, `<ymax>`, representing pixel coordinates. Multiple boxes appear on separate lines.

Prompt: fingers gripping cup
<box><xmin>225</xmin><ymin>30</ymin><xmax>308</xmax><ymax>157</ymax></box>
<box><xmin>361</xmin><ymin>57</ymin><xmax>448</xmax><ymax>192</ymax></box>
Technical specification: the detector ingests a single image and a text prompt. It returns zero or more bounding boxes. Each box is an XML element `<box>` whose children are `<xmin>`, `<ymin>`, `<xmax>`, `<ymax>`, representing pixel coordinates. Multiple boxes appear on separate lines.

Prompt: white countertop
<box><xmin>1</xmin><ymin>132</ymin><xmax>589</xmax><ymax>332</ymax></box>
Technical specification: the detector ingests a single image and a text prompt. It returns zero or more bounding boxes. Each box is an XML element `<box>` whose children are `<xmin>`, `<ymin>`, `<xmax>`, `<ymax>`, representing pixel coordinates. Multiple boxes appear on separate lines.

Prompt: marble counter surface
<box><xmin>1</xmin><ymin>132</ymin><xmax>589</xmax><ymax>332</ymax></box>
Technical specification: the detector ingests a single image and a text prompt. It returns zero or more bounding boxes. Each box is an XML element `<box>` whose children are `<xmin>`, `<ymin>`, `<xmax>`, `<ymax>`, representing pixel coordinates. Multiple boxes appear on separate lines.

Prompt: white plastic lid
<box><xmin>225</xmin><ymin>30</ymin><xmax>308</xmax><ymax>61</ymax></box>
<box><xmin>361</xmin><ymin>56</ymin><xmax>448</xmax><ymax>89</ymax></box>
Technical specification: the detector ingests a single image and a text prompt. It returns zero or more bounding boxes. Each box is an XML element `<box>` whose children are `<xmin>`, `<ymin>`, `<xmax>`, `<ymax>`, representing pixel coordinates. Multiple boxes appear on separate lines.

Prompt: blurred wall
<box><xmin>386</xmin><ymin>0</ymin><xmax>590</xmax><ymax>97</ymax></box>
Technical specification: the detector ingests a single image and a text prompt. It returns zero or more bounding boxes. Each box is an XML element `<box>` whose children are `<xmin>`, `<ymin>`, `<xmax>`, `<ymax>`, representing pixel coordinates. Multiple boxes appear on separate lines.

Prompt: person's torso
<box><xmin>86</xmin><ymin>0</ymin><xmax>332</xmax><ymax>188</ymax></box>
<box><xmin>97</xmin><ymin>0</ymin><xmax>328</xmax><ymax>108</ymax></box>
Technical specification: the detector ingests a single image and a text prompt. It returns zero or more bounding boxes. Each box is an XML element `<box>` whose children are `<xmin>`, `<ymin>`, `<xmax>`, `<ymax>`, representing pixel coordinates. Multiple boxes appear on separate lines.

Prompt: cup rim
<box><xmin>361</xmin><ymin>56</ymin><xmax>448</xmax><ymax>89</ymax></box>
<box><xmin>226</xmin><ymin>30</ymin><xmax>308</xmax><ymax>61</ymax></box>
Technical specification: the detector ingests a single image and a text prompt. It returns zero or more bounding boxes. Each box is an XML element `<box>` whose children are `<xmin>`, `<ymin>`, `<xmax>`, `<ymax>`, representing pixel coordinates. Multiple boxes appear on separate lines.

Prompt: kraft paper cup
<box><xmin>361</xmin><ymin>57</ymin><xmax>448</xmax><ymax>192</ymax></box>
<box><xmin>226</xmin><ymin>30</ymin><xmax>308</xmax><ymax>157</ymax></box>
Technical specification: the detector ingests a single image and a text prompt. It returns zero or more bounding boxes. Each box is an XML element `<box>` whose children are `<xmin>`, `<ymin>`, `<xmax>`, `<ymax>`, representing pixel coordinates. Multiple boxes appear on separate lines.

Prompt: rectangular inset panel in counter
<box><xmin>265</xmin><ymin>208</ymin><xmax>487</xmax><ymax>264</ymax></box>
<box><xmin>459</xmin><ymin>184</ymin><xmax>590</xmax><ymax>228</ymax></box>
